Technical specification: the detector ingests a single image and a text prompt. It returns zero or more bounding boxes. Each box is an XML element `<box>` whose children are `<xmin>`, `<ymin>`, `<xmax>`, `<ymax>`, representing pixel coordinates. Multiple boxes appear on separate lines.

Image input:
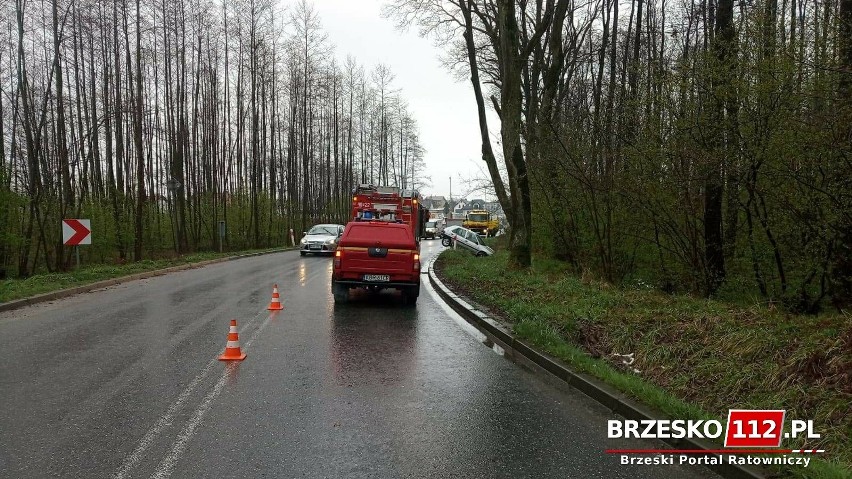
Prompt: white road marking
<box><xmin>148</xmin><ymin>312</ymin><xmax>277</xmax><ymax>479</ymax></box>
<box><xmin>113</xmin><ymin>358</ymin><xmax>218</xmax><ymax>479</ymax></box>
<box><xmin>149</xmin><ymin>363</ymin><xmax>232</xmax><ymax>479</ymax></box>
<box><xmin>114</xmin><ymin>311</ymin><xmax>276</xmax><ymax>479</ymax></box>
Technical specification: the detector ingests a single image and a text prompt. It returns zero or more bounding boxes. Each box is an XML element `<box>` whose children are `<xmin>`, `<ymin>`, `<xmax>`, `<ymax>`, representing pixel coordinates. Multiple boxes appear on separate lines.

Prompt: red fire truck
<box><xmin>332</xmin><ymin>185</ymin><xmax>429</xmax><ymax>305</ymax></box>
<box><xmin>350</xmin><ymin>184</ymin><xmax>428</xmax><ymax>238</ymax></box>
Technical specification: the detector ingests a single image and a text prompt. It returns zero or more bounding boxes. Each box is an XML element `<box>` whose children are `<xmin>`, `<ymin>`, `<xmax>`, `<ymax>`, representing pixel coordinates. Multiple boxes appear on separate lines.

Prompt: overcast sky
<box><xmin>308</xmin><ymin>0</ymin><xmax>493</xmax><ymax>201</ymax></box>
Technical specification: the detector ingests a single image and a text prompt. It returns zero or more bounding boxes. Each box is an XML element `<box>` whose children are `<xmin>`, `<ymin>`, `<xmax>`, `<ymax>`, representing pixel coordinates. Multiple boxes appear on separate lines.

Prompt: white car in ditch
<box><xmin>440</xmin><ymin>225</ymin><xmax>494</xmax><ymax>257</ymax></box>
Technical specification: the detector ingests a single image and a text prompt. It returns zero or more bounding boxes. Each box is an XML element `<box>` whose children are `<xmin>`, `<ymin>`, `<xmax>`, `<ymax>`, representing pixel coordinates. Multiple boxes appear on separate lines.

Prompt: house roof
<box><xmin>423</xmin><ymin>196</ymin><xmax>448</xmax><ymax>210</ymax></box>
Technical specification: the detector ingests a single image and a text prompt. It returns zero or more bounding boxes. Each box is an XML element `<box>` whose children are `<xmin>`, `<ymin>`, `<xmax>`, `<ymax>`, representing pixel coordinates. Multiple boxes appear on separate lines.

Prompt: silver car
<box><xmin>300</xmin><ymin>224</ymin><xmax>345</xmax><ymax>256</ymax></box>
<box><xmin>423</xmin><ymin>219</ymin><xmax>445</xmax><ymax>239</ymax></box>
<box><xmin>440</xmin><ymin>225</ymin><xmax>494</xmax><ymax>257</ymax></box>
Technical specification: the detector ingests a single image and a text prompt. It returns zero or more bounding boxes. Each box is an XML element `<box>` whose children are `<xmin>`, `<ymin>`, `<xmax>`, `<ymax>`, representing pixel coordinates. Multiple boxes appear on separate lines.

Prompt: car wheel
<box><xmin>402</xmin><ymin>285</ymin><xmax>419</xmax><ymax>306</ymax></box>
<box><xmin>300</xmin><ymin>251</ymin><xmax>306</xmax><ymax>256</ymax></box>
<box><xmin>475</xmin><ymin>251</ymin><xmax>487</xmax><ymax>257</ymax></box>
<box><xmin>441</xmin><ymin>237</ymin><xmax>452</xmax><ymax>247</ymax></box>
<box><xmin>332</xmin><ymin>281</ymin><xmax>348</xmax><ymax>304</ymax></box>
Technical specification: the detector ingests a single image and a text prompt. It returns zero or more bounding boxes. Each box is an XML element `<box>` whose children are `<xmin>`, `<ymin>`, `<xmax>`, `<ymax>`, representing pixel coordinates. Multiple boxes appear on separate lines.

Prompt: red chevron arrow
<box><xmin>63</xmin><ymin>219</ymin><xmax>91</xmax><ymax>245</ymax></box>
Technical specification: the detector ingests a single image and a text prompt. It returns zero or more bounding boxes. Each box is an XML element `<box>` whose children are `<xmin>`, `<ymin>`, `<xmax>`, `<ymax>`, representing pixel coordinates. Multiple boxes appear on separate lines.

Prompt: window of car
<box><xmin>426</xmin><ymin>221</ymin><xmax>436</xmax><ymax>228</ymax></box>
<box><xmin>308</xmin><ymin>225</ymin><xmax>338</xmax><ymax>235</ymax></box>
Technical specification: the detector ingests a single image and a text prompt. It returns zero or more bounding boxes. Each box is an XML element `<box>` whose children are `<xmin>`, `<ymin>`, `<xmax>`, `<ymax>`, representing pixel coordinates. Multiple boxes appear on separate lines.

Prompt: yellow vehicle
<box><xmin>462</xmin><ymin>210</ymin><xmax>499</xmax><ymax>237</ymax></box>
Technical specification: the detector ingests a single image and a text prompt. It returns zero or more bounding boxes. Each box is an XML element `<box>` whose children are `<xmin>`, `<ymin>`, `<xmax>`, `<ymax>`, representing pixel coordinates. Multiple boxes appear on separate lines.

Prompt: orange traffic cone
<box><xmin>267</xmin><ymin>284</ymin><xmax>283</xmax><ymax>310</ymax></box>
<box><xmin>218</xmin><ymin>319</ymin><xmax>246</xmax><ymax>361</ymax></box>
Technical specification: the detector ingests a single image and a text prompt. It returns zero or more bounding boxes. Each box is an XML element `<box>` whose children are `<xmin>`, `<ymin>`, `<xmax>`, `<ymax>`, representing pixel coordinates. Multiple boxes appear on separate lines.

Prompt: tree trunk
<box><xmin>704</xmin><ymin>0</ymin><xmax>736</xmax><ymax>294</ymax></box>
<box><xmin>497</xmin><ymin>0</ymin><xmax>532</xmax><ymax>268</ymax></box>
<box><xmin>133</xmin><ymin>0</ymin><xmax>145</xmax><ymax>261</ymax></box>
<box><xmin>53</xmin><ymin>0</ymin><xmax>73</xmax><ymax>270</ymax></box>
<box><xmin>457</xmin><ymin>0</ymin><xmax>511</xmax><ymax>226</ymax></box>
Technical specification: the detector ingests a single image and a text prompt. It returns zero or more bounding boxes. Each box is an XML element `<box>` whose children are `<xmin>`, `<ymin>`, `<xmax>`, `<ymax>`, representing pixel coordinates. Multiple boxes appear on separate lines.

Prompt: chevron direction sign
<box><xmin>62</xmin><ymin>219</ymin><xmax>92</xmax><ymax>246</ymax></box>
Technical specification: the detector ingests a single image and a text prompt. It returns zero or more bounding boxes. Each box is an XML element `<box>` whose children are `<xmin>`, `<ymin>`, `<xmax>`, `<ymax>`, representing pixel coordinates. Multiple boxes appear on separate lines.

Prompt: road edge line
<box><xmin>0</xmin><ymin>248</ymin><xmax>296</xmax><ymax>313</ymax></box>
<box><xmin>426</xmin><ymin>256</ymin><xmax>766</xmax><ymax>479</ymax></box>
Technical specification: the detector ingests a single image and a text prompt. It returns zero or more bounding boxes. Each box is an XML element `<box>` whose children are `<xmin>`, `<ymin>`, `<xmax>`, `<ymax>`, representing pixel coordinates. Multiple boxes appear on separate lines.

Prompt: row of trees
<box><xmin>392</xmin><ymin>0</ymin><xmax>851</xmax><ymax>311</ymax></box>
<box><xmin>0</xmin><ymin>0</ymin><xmax>426</xmax><ymax>277</ymax></box>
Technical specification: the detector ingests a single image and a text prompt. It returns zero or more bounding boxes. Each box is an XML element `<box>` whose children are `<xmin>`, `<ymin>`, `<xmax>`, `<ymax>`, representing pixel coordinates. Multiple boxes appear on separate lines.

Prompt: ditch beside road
<box><xmin>434</xmin><ymin>247</ymin><xmax>852</xmax><ymax>479</ymax></box>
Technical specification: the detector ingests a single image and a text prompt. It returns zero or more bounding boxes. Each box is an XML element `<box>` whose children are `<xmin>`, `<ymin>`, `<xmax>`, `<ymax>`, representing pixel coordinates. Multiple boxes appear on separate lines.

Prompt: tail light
<box><xmin>413</xmin><ymin>252</ymin><xmax>420</xmax><ymax>271</ymax></box>
<box><xmin>334</xmin><ymin>249</ymin><xmax>342</xmax><ymax>268</ymax></box>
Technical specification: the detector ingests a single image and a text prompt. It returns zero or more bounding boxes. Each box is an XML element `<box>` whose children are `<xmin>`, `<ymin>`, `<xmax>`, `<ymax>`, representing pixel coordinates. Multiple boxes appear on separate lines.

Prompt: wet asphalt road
<box><xmin>0</xmin><ymin>241</ymin><xmax>716</xmax><ymax>478</ymax></box>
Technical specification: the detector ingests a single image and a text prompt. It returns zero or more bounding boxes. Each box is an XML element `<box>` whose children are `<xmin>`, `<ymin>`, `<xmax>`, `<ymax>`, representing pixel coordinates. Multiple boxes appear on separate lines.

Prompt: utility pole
<box><xmin>449</xmin><ymin>176</ymin><xmax>452</xmax><ymax>219</ymax></box>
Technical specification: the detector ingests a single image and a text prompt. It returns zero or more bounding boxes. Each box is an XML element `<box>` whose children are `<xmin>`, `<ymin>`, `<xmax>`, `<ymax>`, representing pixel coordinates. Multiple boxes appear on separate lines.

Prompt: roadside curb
<box><xmin>0</xmin><ymin>248</ymin><xmax>295</xmax><ymax>314</ymax></box>
<box><xmin>427</xmin><ymin>256</ymin><xmax>766</xmax><ymax>479</ymax></box>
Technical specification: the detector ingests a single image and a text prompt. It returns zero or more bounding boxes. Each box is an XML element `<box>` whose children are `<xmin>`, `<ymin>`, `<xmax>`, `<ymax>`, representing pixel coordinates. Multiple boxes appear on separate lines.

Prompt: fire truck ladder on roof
<box><xmin>351</xmin><ymin>185</ymin><xmax>422</xmax><ymax>224</ymax></box>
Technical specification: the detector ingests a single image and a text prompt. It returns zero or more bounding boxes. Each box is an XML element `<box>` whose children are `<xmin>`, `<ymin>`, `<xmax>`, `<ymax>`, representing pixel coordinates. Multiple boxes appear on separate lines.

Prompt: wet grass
<box><xmin>435</xmin><ymin>248</ymin><xmax>852</xmax><ymax>479</ymax></box>
<box><xmin>0</xmin><ymin>247</ymin><xmax>289</xmax><ymax>304</ymax></box>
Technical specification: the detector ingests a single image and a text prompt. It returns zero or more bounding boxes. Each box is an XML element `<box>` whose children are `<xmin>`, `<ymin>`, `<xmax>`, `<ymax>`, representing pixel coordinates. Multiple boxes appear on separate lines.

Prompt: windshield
<box><xmin>467</xmin><ymin>214</ymin><xmax>489</xmax><ymax>222</ymax></box>
<box><xmin>426</xmin><ymin>221</ymin><xmax>436</xmax><ymax>228</ymax></box>
<box><xmin>307</xmin><ymin>225</ymin><xmax>338</xmax><ymax>235</ymax></box>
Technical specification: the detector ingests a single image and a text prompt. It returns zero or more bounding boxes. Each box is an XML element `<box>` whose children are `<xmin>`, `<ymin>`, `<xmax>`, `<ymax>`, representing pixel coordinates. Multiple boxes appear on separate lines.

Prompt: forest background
<box><xmin>0</xmin><ymin>0</ymin><xmax>426</xmax><ymax>279</ymax></box>
<box><xmin>2</xmin><ymin>0</ymin><xmax>852</xmax><ymax>312</ymax></box>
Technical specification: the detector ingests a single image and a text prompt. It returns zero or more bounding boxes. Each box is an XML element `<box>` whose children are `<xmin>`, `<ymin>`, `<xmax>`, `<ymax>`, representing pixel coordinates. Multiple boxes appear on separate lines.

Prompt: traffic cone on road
<box><xmin>267</xmin><ymin>284</ymin><xmax>284</xmax><ymax>311</ymax></box>
<box><xmin>218</xmin><ymin>319</ymin><xmax>247</xmax><ymax>361</ymax></box>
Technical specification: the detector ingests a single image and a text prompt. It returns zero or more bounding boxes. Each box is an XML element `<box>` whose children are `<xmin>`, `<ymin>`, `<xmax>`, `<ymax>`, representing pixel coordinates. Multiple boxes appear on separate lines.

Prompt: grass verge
<box><xmin>435</xmin><ymin>248</ymin><xmax>851</xmax><ymax>479</ymax></box>
<box><xmin>0</xmin><ymin>247</ymin><xmax>289</xmax><ymax>304</ymax></box>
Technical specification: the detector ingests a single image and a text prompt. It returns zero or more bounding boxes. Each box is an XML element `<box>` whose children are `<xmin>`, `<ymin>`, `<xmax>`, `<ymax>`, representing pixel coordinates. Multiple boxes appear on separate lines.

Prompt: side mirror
<box><xmin>302</xmin><ymin>231</ymin><xmax>307</xmax><ymax>235</ymax></box>
<box><xmin>338</xmin><ymin>231</ymin><xmax>343</xmax><ymax>237</ymax></box>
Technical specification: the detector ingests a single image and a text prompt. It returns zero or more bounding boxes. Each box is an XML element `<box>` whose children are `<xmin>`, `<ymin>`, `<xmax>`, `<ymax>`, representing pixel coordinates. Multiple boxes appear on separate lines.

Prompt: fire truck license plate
<box><xmin>363</xmin><ymin>274</ymin><xmax>390</xmax><ymax>282</ymax></box>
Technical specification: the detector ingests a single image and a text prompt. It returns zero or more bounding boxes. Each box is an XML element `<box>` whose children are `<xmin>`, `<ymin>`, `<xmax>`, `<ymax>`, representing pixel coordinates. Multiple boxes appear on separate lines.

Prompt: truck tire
<box><xmin>332</xmin><ymin>280</ymin><xmax>348</xmax><ymax>304</ymax></box>
<box><xmin>402</xmin><ymin>284</ymin><xmax>420</xmax><ymax>306</ymax></box>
